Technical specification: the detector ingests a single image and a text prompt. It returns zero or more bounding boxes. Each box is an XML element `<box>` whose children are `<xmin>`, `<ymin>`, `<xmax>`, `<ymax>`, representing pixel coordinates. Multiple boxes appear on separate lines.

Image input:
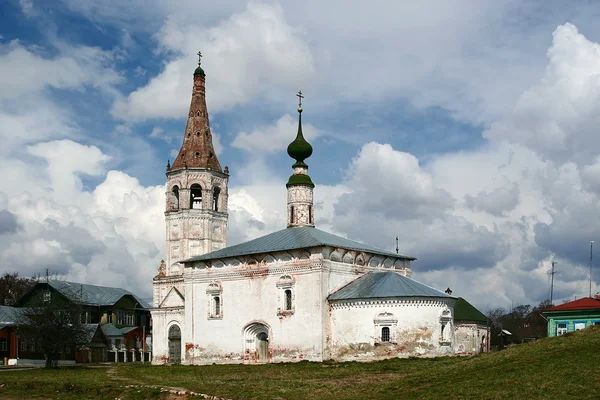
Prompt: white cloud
<box><xmin>485</xmin><ymin>23</ymin><xmax>600</xmax><ymax>166</ymax></box>
<box><xmin>232</xmin><ymin>114</ymin><xmax>318</xmax><ymax>153</ymax></box>
<box><xmin>465</xmin><ymin>184</ymin><xmax>520</xmax><ymax>217</ymax></box>
<box><xmin>111</xmin><ymin>2</ymin><xmax>315</xmax><ymax>121</ymax></box>
<box><xmin>0</xmin><ymin>40</ymin><xmax>121</xmax><ymax>99</ymax></box>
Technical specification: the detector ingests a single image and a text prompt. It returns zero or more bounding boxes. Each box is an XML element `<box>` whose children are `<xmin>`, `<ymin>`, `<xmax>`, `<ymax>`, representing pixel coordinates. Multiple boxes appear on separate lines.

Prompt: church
<box><xmin>150</xmin><ymin>56</ymin><xmax>487</xmax><ymax>364</ymax></box>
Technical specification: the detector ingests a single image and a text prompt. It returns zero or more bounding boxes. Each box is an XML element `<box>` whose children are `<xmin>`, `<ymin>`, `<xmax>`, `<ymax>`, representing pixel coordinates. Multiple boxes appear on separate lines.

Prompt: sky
<box><xmin>2</xmin><ymin>0</ymin><xmax>600</xmax><ymax>310</ymax></box>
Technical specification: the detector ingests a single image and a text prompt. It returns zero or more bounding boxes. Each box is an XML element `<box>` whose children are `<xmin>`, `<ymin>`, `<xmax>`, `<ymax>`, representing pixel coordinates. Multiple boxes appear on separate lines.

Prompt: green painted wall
<box><xmin>545</xmin><ymin>310</ymin><xmax>600</xmax><ymax>337</ymax></box>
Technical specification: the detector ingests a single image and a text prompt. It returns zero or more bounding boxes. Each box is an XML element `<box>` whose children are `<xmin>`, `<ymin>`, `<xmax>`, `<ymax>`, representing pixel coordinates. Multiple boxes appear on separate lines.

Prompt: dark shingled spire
<box><xmin>171</xmin><ymin>54</ymin><xmax>222</xmax><ymax>173</ymax></box>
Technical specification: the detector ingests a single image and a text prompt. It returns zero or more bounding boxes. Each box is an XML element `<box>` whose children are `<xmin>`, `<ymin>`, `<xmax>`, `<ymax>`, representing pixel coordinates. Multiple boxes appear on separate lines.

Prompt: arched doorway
<box><xmin>168</xmin><ymin>325</ymin><xmax>181</xmax><ymax>364</ymax></box>
<box><xmin>244</xmin><ymin>323</ymin><xmax>270</xmax><ymax>361</ymax></box>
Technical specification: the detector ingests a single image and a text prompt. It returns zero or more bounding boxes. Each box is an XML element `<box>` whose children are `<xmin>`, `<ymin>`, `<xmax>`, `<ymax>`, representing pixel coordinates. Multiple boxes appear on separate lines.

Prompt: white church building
<box><xmin>151</xmin><ymin>57</ymin><xmax>485</xmax><ymax>365</ymax></box>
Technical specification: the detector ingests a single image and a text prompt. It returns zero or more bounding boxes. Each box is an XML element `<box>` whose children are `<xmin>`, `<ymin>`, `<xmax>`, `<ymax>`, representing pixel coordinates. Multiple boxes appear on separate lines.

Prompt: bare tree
<box><xmin>0</xmin><ymin>272</ymin><xmax>36</xmax><ymax>306</ymax></box>
<box><xmin>17</xmin><ymin>286</ymin><xmax>93</xmax><ymax>368</ymax></box>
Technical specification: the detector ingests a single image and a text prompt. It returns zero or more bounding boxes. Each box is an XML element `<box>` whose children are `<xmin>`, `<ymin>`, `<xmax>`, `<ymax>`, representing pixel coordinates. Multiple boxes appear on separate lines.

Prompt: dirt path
<box><xmin>105</xmin><ymin>366</ymin><xmax>231</xmax><ymax>400</ymax></box>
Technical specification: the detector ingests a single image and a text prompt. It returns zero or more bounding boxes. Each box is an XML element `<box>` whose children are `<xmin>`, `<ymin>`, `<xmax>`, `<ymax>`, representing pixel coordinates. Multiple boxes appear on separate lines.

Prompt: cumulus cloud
<box><xmin>0</xmin><ymin>210</ymin><xmax>19</xmax><ymax>235</ymax></box>
<box><xmin>0</xmin><ymin>40</ymin><xmax>121</xmax><ymax>99</ymax></box>
<box><xmin>232</xmin><ymin>114</ymin><xmax>318</xmax><ymax>153</ymax></box>
<box><xmin>112</xmin><ymin>2</ymin><xmax>315</xmax><ymax>121</ymax></box>
<box><xmin>465</xmin><ymin>184</ymin><xmax>520</xmax><ymax>217</ymax></box>
<box><xmin>485</xmin><ymin>23</ymin><xmax>600</xmax><ymax>167</ymax></box>
<box><xmin>336</xmin><ymin>142</ymin><xmax>453</xmax><ymax>221</ymax></box>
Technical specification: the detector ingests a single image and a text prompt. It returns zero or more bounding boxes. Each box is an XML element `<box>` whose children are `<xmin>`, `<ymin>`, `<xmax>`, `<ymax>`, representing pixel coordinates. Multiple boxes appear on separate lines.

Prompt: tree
<box><xmin>0</xmin><ymin>272</ymin><xmax>36</xmax><ymax>306</ymax></box>
<box><xmin>17</xmin><ymin>286</ymin><xmax>93</xmax><ymax>368</ymax></box>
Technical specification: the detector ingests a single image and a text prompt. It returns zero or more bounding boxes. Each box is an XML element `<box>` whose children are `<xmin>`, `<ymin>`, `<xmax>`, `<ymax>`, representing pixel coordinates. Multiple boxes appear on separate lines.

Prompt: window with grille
<box><xmin>0</xmin><ymin>338</ymin><xmax>7</xmax><ymax>351</ymax></box>
<box><xmin>381</xmin><ymin>327</ymin><xmax>390</xmax><ymax>343</ymax></box>
<box><xmin>284</xmin><ymin>290</ymin><xmax>292</xmax><ymax>310</ymax></box>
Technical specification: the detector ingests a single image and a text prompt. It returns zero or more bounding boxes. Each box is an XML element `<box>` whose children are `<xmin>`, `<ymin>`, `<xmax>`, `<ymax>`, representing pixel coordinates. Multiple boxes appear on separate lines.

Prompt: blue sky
<box><xmin>3</xmin><ymin>0</ymin><xmax>600</xmax><ymax>309</ymax></box>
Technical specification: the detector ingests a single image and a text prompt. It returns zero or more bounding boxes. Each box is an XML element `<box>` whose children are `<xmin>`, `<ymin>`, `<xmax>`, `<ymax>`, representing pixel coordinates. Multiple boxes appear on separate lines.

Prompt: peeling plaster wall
<box><xmin>454</xmin><ymin>323</ymin><xmax>490</xmax><ymax>355</ymax></box>
<box><xmin>152</xmin><ymin>244</ymin><xmax>417</xmax><ymax>365</ymax></box>
<box><xmin>328</xmin><ymin>297</ymin><xmax>456</xmax><ymax>361</ymax></box>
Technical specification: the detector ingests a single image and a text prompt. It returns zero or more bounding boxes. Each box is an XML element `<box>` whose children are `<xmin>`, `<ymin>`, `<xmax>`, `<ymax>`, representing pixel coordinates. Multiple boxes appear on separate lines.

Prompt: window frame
<box><xmin>556</xmin><ymin>322</ymin><xmax>568</xmax><ymax>336</ymax></box>
<box><xmin>206</xmin><ymin>282</ymin><xmax>223</xmax><ymax>320</ymax></box>
<box><xmin>0</xmin><ymin>338</ymin><xmax>7</xmax><ymax>352</ymax></box>
<box><xmin>277</xmin><ymin>275</ymin><xmax>295</xmax><ymax>316</ymax></box>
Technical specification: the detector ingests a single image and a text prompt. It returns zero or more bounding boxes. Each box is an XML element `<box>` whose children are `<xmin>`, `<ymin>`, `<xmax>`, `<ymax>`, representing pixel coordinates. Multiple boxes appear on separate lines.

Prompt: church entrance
<box><xmin>168</xmin><ymin>325</ymin><xmax>181</xmax><ymax>364</ymax></box>
<box><xmin>244</xmin><ymin>323</ymin><xmax>270</xmax><ymax>362</ymax></box>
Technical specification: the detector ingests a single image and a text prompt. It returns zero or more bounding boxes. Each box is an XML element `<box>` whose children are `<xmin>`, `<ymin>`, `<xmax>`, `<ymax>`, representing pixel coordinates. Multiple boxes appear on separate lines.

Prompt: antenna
<box><xmin>550</xmin><ymin>261</ymin><xmax>557</xmax><ymax>304</ymax></box>
<box><xmin>395</xmin><ymin>236</ymin><xmax>399</xmax><ymax>255</ymax></box>
<box><xmin>590</xmin><ymin>241</ymin><xmax>594</xmax><ymax>298</ymax></box>
<box><xmin>46</xmin><ymin>268</ymin><xmax>49</xmax><ymax>284</ymax></box>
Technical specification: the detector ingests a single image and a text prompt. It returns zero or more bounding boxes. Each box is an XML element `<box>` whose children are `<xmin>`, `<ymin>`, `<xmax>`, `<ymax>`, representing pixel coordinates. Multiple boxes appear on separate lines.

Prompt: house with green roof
<box><xmin>11</xmin><ymin>280</ymin><xmax>151</xmax><ymax>364</ymax></box>
<box><xmin>151</xmin><ymin>61</ymin><xmax>462</xmax><ymax>365</ymax></box>
<box><xmin>453</xmin><ymin>297</ymin><xmax>490</xmax><ymax>354</ymax></box>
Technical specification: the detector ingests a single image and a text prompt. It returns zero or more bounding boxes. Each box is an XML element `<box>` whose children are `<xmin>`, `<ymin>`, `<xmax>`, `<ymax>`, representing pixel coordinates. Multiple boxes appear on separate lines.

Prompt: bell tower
<box><xmin>163</xmin><ymin>53</ymin><xmax>229</xmax><ymax>276</ymax></box>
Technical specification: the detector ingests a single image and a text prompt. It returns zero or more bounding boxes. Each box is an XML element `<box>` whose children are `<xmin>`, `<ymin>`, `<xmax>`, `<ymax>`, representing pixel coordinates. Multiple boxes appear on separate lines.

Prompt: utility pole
<box><xmin>550</xmin><ymin>261</ymin><xmax>557</xmax><ymax>304</ymax></box>
<box><xmin>590</xmin><ymin>241</ymin><xmax>594</xmax><ymax>298</ymax></box>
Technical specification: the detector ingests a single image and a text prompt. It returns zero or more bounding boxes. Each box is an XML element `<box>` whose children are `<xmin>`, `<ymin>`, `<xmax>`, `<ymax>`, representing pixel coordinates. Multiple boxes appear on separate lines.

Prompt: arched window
<box><xmin>290</xmin><ymin>205</ymin><xmax>295</xmax><ymax>224</ymax></box>
<box><xmin>171</xmin><ymin>185</ymin><xmax>179</xmax><ymax>210</ymax></box>
<box><xmin>381</xmin><ymin>327</ymin><xmax>390</xmax><ymax>343</ymax></box>
<box><xmin>213</xmin><ymin>187</ymin><xmax>220</xmax><ymax>211</ymax></box>
<box><xmin>284</xmin><ymin>289</ymin><xmax>292</xmax><ymax>310</ymax></box>
<box><xmin>190</xmin><ymin>184</ymin><xmax>202</xmax><ymax>209</ymax></box>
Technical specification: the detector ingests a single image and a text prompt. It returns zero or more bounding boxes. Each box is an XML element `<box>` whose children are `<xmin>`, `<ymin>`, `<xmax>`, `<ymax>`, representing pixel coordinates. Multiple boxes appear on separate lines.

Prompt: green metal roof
<box><xmin>101</xmin><ymin>323</ymin><xmax>123</xmax><ymax>337</ymax></box>
<box><xmin>183</xmin><ymin>226</ymin><xmax>415</xmax><ymax>263</ymax></box>
<box><xmin>46</xmin><ymin>281</ymin><xmax>151</xmax><ymax>309</ymax></box>
<box><xmin>454</xmin><ymin>297</ymin><xmax>488</xmax><ymax>323</ymax></box>
<box><xmin>328</xmin><ymin>270</ymin><xmax>452</xmax><ymax>301</ymax></box>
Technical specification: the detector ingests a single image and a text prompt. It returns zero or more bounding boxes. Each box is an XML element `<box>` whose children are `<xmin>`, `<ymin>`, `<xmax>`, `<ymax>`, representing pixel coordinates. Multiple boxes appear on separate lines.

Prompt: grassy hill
<box><xmin>1</xmin><ymin>327</ymin><xmax>600</xmax><ymax>399</ymax></box>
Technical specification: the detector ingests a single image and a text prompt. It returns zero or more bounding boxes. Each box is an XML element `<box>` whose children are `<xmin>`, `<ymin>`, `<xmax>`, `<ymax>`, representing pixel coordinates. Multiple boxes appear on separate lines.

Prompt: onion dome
<box><xmin>286</xmin><ymin>109</ymin><xmax>313</xmax><ymax>167</ymax></box>
<box><xmin>286</xmin><ymin>91</ymin><xmax>315</xmax><ymax>188</ymax></box>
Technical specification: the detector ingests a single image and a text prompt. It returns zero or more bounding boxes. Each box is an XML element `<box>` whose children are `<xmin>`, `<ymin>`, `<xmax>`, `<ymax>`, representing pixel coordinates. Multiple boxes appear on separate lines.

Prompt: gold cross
<box><xmin>296</xmin><ymin>90</ymin><xmax>304</xmax><ymax>108</ymax></box>
<box><xmin>197</xmin><ymin>51</ymin><xmax>202</xmax><ymax>66</ymax></box>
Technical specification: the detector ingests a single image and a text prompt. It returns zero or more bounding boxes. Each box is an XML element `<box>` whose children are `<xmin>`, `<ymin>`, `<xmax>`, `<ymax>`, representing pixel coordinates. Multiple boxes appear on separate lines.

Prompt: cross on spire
<box><xmin>197</xmin><ymin>51</ymin><xmax>202</xmax><ymax>66</ymax></box>
<box><xmin>296</xmin><ymin>90</ymin><xmax>304</xmax><ymax>109</ymax></box>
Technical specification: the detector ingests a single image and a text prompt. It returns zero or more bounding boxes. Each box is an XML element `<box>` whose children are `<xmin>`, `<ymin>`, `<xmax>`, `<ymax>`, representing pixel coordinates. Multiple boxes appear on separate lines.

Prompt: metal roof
<box><xmin>0</xmin><ymin>306</ymin><xmax>19</xmax><ymax>325</ymax></box>
<box><xmin>328</xmin><ymin>270</ymin><xmax>452</xmax><ymax>301</ymax></box>
<box><xmin>184</xmin><ymin>226</ymin><xmax>415</xmax><ymax>263</ymax></box>
<box><xmin>544</xmin><ymin>297</ymin><xmax>600</xmax><ymax>312</ymax></box>
<box><xmin>101</xmin><ymin>323</ymin><xmax>123</xmax><ymax>337</ymax></box>
<box><xmin>454</xmin><ymin>297</ymin><xmax>488</xmax><ymax>323</ymax></box>
<box><xmin>46</xmin><ymin>280</ymin><xmax>151</xmax><ymax>309</ymax></box>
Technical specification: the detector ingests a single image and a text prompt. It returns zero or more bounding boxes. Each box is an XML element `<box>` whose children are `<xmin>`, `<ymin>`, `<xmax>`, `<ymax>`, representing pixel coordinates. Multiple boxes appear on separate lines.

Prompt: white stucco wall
<box><xmin>152</xmin><ymin>245</ymin><xmax>420</xmax><ymax>365</ymax></box>
<box><xmin>328</xmin><ymin>297</ymin><xmax>456</xmax><ymax>361</ymax></box>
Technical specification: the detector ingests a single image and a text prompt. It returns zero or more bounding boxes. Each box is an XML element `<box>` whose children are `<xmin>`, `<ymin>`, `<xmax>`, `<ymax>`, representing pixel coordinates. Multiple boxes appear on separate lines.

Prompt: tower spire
<box><xmin>286</xmin><ymin>91</ymin><xmax>314</xmax><ymax>228</ymax></box>
<box><xmin>171</xmin><ymin>55</ymin><xmax>221</xmax><ymax>172</ymax></box>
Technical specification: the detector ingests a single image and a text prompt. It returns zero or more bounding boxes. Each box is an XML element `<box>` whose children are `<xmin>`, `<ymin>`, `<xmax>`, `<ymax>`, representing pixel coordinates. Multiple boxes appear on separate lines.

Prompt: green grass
<box><xmin>2</xmin><ymin>327</ymin><xmax>600</xmax><ymax>399</ymax></box>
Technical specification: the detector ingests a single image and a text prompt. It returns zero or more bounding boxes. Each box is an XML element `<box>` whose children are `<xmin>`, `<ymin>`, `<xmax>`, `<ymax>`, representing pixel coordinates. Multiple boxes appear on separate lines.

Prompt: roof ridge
<box><xmin>49</xmin><ymin>279</ymin><xmax>131</xmax><ymax>293</ymax></box>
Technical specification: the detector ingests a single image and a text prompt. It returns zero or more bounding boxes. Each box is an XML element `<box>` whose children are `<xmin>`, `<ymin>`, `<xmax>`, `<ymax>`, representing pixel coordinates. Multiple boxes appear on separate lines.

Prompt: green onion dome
<box><xmin>194</xmin><ymin>66</ymin><xmax>205</xmax><ymax>75</ymax></box>
<box><xmin>286</xmin><ymin>109</ymin><xmax>313</xmax><ymax>166</ymax></box>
